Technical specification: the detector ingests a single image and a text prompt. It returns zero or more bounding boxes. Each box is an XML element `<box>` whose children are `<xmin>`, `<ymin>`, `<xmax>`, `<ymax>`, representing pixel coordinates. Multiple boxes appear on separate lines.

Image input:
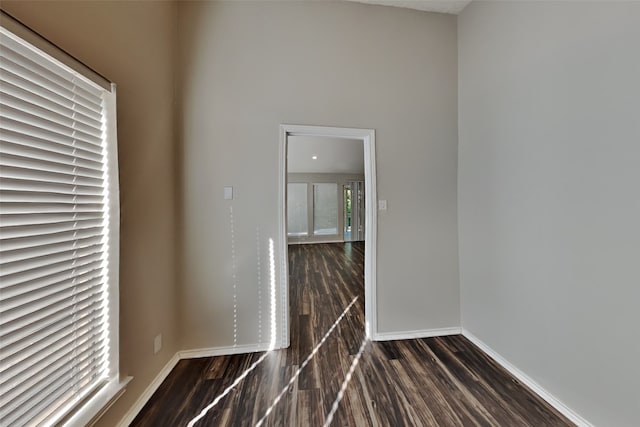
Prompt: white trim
<box><xmin>288</xmin><ymin>238</ymin><xmax>345</xmax><ymax>245</ymax></box>
<box><xmin>104</xmin><ymin>84</ymin><xmax>122</xmax><ymax>407</ymax></box>
<box><xmin>178</xmin><ymin>343</ymin><xmax>271</xmax><ymax>359</ymax></box>
<box><xmin>69</xmin><ymin>377</ymin><xmax>131</xmax><ymax>427</ymax></box>
<box><xmin>362</xmin><ymin>128</ymin><xmax>378</xmax><ymax>341</ymax></box>
<box><xmin>278</xmin><ymin>127</ymin><xmax>290</xmax><ymax>349</ymax></box>
<box><xmin>116</xmin><ymin>344</ymin><xmax>272</xmax><ymax>425</ymax></box>
<box><xmin>374</xmin><ymin>327</ymin><xmax>462</xmax><ymax>341</ymax></box>
<box><xmin>116</xmin><ymin>354</ymin><xmax>180</xmax><ymax>427</ymax></box>
<box><xmin>118</xmin><ymin>329</ymin><xmax>594</xmax><ymax>427</ymax></box>
<box><xmin>279</xmin><ymin>124</ymin><xmax>378</xmax><ymax>341</ymax></box>
<box><xmin>462</xmin><ymin>329</ymin><xmax>594</xmax><ymax>427</ymax></box>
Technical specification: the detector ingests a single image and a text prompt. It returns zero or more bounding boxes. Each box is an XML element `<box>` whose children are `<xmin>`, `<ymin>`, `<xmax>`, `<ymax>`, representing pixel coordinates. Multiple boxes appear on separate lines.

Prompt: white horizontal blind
<box><xmin>0</xmin><ymin>24</ymin><xmax>116</xmax><ymax>427</ymax></box>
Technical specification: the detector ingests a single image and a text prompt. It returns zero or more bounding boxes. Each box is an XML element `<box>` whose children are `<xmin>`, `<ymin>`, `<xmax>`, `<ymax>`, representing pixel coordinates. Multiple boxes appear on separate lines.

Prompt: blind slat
<box><xmin>0</xmin><ymin>45</ymin><xmax>104</xmax><ymax>110</ymax></box>
<box><xmin>1</xmin><ymin>115</ymin><xmax>104</xmax><ymax>153</ymax></box>
<box><xmin>2</xmin><ymin>273</ymin><xmax>104</xmax><ymax>310</ymax></box>
<box><xmin>0</xmin><ymin>190</ymin><xmax>105</xmax><ymax>205</ymax></box>
<box><xmin>0</xmin><ymin>92</ymin><xmax>104</xmax><ymax>139</ymax></box>
<box><xmin>1</xmin><ymin>117</ymin><xmax>104</xmax><ymax>154</ymax></box>
<box><xmin>0</xmin><ymin>21</ymin><xmax>116</xmax><ymax>427</ymax></box>
<box><xmin>0</xmin><ymin>211</ymin><xmax>103</xmax><ymax>227</ymax></box>
<box><xmin>1</xmin><ymin>165</ymin><xmax>104</xmax><ymax>187</ymax></box>
<box><xmin>1</xmin><ymin>221</ymin><xmax>104</xmax><ymax>241</ymax></box>
<box><xmin>1</xmin><ymin>243</ymin><xmax>105</xmax><ymax>276</ymax></box>
<box><xmin>1</xmin><ymin>334</ymin><xmax>103</xmax><ymax>406</ymax></box>
<box><xmin>0</xmin><ymin>227</ymin><xmax>105</xmax><ymax>251</ymax></box>
<box><xmin>1</xmin><ymin>252</ymin><xmax>104</xmax><ymax>288</ymax></box>
<box><xmin>1</xmin><ymin>355</ymin><xmax>104</xmax><ymax>427</ymax></box>
<box><xmin>1</xmin><ymin>280</ymin><xmax>103</xmax><ymax>330</ymax></box>
<box><xmin>0</xmin><ymin>67</ymin><xmax>103</xmax><ymax>122</ymax></box>
<box><xmin>2</xmin><ymin>128</ymin><xmax>104</xmax><ymax>161</ymax></box>
<box><xmin>1</xmin><ymin>176</ymin><xmax>104</xmax><ymax>195</ymax></box>
<box><xmin>1</xmin><ymin>103</ymin><xmax>103</xmax><ymax>146</ymax></box>
<box><xmin>0</xmin><ymin>203</ymin><xmax>105</xmax><ymax>215</ymax></box>
<box><xmin>0</xmin><ymin>140</ymin><xmax>104</xmax><ymax>170</ymax></box>
<box><xmin>1</xmin><ymin>339</ymin><xmax>107</xmax><ymax>415</ymax></box>
<box><xmin>0</xmin><ymin>32</ymin><xmax>104</xmax><ymax>98</ymax></box>
<box><xmin>1</xmin><ymin>78</ymin><xmax>103</xmax><ymax>129</ymax></box>
<box><xmin>1</xmin><ymin>309</ymin><xmax>105</xmax><ymax>378</ymax></box>
<box><xmin>1</xmin><ymin>296</ymin><xmax>104</xmax><ymax>363</ymax></box>
<box><xmin>0</xmin><ymin>151</ymin><xmax>105</xmax><ymax>178</ymax></box>
<box><xmin>0</xmin><ymin>266</ymin><xmax>103</xmax><ymax>303</ymax></box>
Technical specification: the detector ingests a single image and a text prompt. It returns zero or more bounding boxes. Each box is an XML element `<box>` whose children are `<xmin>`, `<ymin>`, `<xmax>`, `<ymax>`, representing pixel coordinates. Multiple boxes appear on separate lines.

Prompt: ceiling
<box><xmin>288</xmin><ymin>136</ymin><xmax>364</xmax><ymax>174</ymax></box>
<box><xmin>346</xmin><ymin>0</ymin><xmax>472</xmax><ymax>15</ymax></box>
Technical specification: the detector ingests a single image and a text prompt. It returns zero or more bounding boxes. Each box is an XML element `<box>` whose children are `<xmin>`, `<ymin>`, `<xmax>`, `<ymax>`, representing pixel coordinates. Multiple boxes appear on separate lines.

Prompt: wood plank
<box><xmin>132</xmin><ymin>242</ymin><xmax>574</xmax><ymax>427</ymax></box>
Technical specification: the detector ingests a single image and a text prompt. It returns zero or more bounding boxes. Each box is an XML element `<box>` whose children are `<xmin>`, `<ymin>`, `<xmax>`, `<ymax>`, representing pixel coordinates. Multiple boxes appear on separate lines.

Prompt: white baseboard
<box><xmin>120</xmin><ymin>330</ymin><xmax>591</xmax><ymax>427</ymax></box>
<box><xmin>117</xmin><ymin>343</ymin><xmax>271</xmax><ymax>426</ymax></box>
<box><xmin>117</xmin><ymin>352</ymin><xmax>180</xmax><ymax>427</ymax></box>
<box><xmin>288</xmin><ymin>238</ymin><xmax>345</xmax><ymax>245</ymax></box>
<box><xmin>462</xmin><ymin>329</ymin><xmax>593</xmax><ymax>427</ymax></box>
<box><xmin>374</xmin><ymin>326</ymin><xmax>462</xmax><ymax>341</ymax></box>
<box><xmin>178</xmin><ymin>342</ymin><xmax>271</xmax><ymax>359</ymax></box>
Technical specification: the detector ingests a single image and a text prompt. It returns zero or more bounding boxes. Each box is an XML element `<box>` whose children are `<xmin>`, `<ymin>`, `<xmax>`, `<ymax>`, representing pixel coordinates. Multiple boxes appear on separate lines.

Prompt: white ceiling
<box><xmin>347</xmin><ymin>0</ymin><xmax>472</xmax><ymax>15</ymax></box>
<box><xmin>288</xmin><ymin>136</ymin><xmax>364</xmax><ymax>174</ymax></box>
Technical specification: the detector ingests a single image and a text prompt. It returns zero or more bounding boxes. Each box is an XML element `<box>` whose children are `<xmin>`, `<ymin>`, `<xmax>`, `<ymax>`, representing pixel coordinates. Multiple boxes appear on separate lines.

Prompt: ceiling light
<box><xmin>312</xmin><ymin>155</ymin><xmax>318</xmax><ymax>160</ymax></box>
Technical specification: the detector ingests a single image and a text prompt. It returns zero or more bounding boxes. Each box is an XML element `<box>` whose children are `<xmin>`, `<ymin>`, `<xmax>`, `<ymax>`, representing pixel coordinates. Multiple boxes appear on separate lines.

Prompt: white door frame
<box><xmin>278</xmin><ymin>124</ymin><xmax>378</xmax><ymax>347</ymax></box>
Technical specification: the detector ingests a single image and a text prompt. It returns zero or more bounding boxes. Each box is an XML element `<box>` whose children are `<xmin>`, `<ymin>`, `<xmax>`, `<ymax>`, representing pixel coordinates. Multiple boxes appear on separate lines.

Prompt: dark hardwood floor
<box><xmin>132</xmin><ymin>242</ymin><xmax>573</xmax><ymax>426</ymax></box>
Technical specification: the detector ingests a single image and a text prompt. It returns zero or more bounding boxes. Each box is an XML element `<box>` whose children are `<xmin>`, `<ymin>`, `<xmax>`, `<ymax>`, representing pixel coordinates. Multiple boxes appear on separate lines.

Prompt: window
<box><xmin>313</xmin><ymin>183</ymin><xmax>338</xmax><ymax>236</ymax></box>
<box><xmin>287</xmin><ymin>183</ymin><xmax>308</xmax><ymax>237</ymax></box>
<box><xmin>0</xmin><ymin>14</ymin><xmax>122</xmax><ymax>426</ymax></box>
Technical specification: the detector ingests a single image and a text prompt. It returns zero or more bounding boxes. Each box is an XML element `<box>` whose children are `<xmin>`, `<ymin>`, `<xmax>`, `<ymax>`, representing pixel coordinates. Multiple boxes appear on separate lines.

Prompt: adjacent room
<box><xmin>0</xmin><ymin>1</ymin><xmax>638</xmax><ymax>426</ymax></box>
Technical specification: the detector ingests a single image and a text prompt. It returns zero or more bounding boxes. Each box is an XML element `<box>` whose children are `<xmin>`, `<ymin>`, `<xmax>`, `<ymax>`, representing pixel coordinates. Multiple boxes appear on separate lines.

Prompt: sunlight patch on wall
<box><xmin>229</xmin><ymin>206</ymin><xmax>238</xmax><ymax>346</ymax></box>
<box><xmin>256</xmin><ymin>227</ymin><xmax>263</xmax><ymax>344</ymax></box>
<box><xmin>268</xmin><ymin>238</ymin><xmax>277</xmax><ymax>351</ymax></box>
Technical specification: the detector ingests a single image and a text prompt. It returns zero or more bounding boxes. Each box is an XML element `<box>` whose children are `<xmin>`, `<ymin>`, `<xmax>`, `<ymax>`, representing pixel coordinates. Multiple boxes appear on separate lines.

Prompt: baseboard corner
<box><xmin>374</xmin><ymin>326</ymin><xmax>462</xmax><ymax>342</ymax></box>
<box><xmin>461</xmin><ymin>329</ymin><xmax>593</xmax><ymax>427</ymax></box>
<box><xmin>178</xmin><ymin>342</ymin><xmax>272</xmax><ymax>360</ymax></box>
<box><xmin>116</xmin><ymin>352</ymin><xmax>180</xmax><ymax>427</ymax></box>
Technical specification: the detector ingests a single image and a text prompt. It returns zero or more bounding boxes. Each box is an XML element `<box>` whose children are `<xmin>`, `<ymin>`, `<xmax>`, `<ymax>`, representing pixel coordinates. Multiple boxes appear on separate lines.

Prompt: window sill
<box><xmin>64</xmin><ymin>376</ymin><xmax>133</xmax><ymax>427</ymax></box>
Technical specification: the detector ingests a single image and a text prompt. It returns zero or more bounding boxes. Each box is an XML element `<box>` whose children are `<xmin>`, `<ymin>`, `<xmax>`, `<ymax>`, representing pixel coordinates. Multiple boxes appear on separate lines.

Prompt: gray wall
<box><xmin>178</xmin><ymin>0</ymin><xmax>460</xmax><ymax>348</ymax></box>
<box><xmin>458</xmin><ymin>2</ymin><xmax>640</xmax><ymax>426</ymax></box>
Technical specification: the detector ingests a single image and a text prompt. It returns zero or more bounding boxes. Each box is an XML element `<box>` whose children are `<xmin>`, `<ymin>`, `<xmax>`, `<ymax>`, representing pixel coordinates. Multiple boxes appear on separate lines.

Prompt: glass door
<box><xmin>344</xmin><ymin>185</ymin><xmax>353</xmax><ymax>241</ymax></box>
<box><xmin>344</xmin><ymin>181</ymin><xmax>364</xmax><ymax>241</ymax></box>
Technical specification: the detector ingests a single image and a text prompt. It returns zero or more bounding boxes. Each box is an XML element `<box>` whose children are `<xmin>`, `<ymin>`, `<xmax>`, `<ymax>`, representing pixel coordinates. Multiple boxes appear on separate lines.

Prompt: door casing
<box><xmin>278</xmin><ymin>124</ymin><xmax>378</xmax><ymax>347</ymax></box>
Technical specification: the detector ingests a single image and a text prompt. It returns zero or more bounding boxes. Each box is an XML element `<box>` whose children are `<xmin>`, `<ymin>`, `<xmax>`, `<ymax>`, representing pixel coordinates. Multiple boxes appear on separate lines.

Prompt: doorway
<box><xmin>278</xmin><ymin>125</ymin><xmax>378</xmax><ymax>346</ymax></box>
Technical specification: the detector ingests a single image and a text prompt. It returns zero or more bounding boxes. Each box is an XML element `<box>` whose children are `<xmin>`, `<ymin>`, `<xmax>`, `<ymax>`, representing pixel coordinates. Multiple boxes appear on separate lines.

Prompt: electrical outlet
<box><xmin>154</xmin><ymin>334</ymin><xmax>162</xmax><ymax>354</ymax></box>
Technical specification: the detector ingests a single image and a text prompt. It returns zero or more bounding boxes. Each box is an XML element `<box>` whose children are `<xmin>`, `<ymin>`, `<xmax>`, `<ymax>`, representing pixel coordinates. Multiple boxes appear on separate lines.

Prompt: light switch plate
<box><xmin>154</xmin><ymin>334</ymin><xmax>162</xmax><ymax>354</ymax></box>
<box><xmin>378</xmin><ymin>200</ymin><xmax>387</xmax><ymax>210</ymax></box>
<box><xmin>224</xmin><ymin>186</ymin><xmax>233</xmax><ymax>200</ymax></box>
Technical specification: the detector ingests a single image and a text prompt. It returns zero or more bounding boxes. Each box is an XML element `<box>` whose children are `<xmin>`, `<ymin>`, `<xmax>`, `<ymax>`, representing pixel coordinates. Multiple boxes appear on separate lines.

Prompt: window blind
<box><xmin>0</xmin><ymin>22</ymin><xmax>119</xmax><ymax>427</ymax></box>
